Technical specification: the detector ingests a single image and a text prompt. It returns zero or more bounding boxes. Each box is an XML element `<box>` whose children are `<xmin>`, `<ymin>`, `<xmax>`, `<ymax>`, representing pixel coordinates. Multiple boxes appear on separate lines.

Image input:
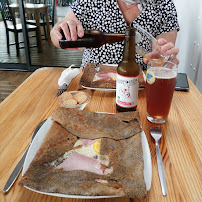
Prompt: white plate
<box><xmin>23</xmin><ymin>117</ymin><xmax>152</xmax><ymax>198</ymax></box>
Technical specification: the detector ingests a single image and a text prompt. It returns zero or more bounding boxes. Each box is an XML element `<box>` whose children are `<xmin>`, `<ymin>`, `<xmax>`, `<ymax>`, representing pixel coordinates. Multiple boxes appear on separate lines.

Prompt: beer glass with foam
<box><xmin>146</xmin><ymin>60</ymin><xmax>178</xmax><ymax>124</ymax></box>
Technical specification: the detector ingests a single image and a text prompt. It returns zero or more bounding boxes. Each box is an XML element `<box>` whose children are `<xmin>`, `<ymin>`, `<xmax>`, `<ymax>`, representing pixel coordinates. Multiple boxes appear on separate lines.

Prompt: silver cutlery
<box><xmin>150</xmin><ymin>127</ymin><xmax>167</xmax><ymax>196</ymax></box>
<box><xmin>56</xmin><ymin>83</ymin><xmax>68</xmax><ymax>96</ymax></box>
<box><xmin>3</xmin><ymin>119</ymin><xmax>46</xmax><ymax>194</ymax></box>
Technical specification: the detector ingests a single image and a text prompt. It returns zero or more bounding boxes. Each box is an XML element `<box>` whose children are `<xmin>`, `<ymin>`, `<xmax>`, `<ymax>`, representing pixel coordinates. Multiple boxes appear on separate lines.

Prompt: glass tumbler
<box><xmin>146</xmin><ymin>60</ymin><xmax>178</xmax><ymax>124</ymax></box>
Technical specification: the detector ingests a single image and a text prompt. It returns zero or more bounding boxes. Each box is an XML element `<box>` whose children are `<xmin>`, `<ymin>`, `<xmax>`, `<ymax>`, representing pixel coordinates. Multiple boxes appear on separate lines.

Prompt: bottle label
<box><xmin>146</xmin><ymin>69</ymin><xmax>155</xmax><ymax>85</ymax></box>
<box><xmin>116</xmin><ymin>74</ymin><xmax>139</xmax><ymax>108</ymax></box>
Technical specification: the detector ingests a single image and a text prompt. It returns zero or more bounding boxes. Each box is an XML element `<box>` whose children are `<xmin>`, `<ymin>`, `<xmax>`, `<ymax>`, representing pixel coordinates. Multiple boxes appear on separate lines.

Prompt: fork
<box><xmin>150</xmin><ymin>127</ymin><xmax>167</xmax><ymax>196</ymax></box>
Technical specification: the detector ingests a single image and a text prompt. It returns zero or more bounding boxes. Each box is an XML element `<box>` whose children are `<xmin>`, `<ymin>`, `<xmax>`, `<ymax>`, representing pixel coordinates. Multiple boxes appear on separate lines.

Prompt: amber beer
<box><xmin>146</xmin><ymin>65</ymin><xmax>177</xmax><ymax>123</ymax></box>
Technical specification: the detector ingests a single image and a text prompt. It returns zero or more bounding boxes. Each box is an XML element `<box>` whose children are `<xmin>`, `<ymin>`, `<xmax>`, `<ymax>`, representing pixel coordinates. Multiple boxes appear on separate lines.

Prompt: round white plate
<box><xmin>23</xmin><ymin>117</ymin><xmax>152</xmax><ymax>198</ymax></box>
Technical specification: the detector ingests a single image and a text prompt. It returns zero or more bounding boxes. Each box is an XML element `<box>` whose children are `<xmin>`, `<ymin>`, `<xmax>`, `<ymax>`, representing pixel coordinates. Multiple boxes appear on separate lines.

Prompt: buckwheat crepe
<box><xmin>79</xmin><ymin>63</ymin><xmax>145</xmax><ymax>89</ymax></box>
<box><xmin>19</xmin><ymin>108</ymin><xmax>146</xmax><ymax>198</ymax></box>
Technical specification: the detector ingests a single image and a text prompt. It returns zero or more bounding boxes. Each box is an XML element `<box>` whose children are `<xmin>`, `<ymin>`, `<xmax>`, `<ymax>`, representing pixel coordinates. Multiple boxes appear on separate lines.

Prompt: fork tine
<box><xmin>150</xmin><ymin>127</ymin><xmax>162</xmax><ymax>140</ymax></box>
<box><xmin>150</xmin><ymin>127</ymin><xmax>161</xmax><ymax>132</ymax></box>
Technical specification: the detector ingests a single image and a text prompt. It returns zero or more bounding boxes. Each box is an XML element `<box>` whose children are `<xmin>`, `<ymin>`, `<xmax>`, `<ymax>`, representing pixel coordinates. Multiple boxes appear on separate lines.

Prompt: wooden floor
<box><xmin>0</xmin><ymin>12</ymin><xmax>84</xmax><ymax>102</ymax></box>
<box><xmin>0</xmin><ymin>70</ymin><xmax>32</xmax><ymax>103</ymax></box>
<box><xmin>0</xmin><ymin>17</ymin><xmax>83</xmax><ymax>68</ymax></box>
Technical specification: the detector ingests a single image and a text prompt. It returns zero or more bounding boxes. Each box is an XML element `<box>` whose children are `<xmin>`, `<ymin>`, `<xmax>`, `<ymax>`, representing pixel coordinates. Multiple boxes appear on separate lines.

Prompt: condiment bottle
<box><xmin>59</xmin><ymin>30</ymin><xmax>125</xmax><ymax>48</ymax></box>
<box><xmin>116</xmin><ymin>26</ymin><xmax>140</xmax><ymax>112</ymax></box>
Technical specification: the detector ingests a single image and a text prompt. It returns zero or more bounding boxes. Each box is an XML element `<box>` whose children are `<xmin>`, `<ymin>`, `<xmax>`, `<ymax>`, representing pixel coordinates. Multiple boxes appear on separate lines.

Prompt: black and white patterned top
<box><xmin>71</xmin><ymin>0</ymin><xmax>179</xmax><ymax>70</ymax></box>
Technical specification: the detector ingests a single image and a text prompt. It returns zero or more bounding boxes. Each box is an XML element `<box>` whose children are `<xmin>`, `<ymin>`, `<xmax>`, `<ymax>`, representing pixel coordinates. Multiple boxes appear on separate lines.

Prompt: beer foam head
<box><xmin>150</xmin><ymin>67</ymin><xmax>177</xmax><ymax>79</ymax></box>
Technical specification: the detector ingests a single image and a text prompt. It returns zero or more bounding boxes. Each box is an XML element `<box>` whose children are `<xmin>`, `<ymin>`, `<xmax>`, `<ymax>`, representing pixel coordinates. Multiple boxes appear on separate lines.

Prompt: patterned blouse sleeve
<box><xmin>70</xmin><ymin>0</ymin><xmax>89</xmax><ymax>29</ymax></box>
<box><xmin>156</xmin><ymin>0</ymin><xmax>180</xmax><ymax>36</ymax></box>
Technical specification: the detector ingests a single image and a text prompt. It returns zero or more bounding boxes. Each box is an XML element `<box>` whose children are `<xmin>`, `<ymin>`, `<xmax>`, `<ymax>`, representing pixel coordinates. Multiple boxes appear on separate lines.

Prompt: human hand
<box><xmin>50</xmin><ymin>13</ymin><xmax>84</xmax><ymax>48</ymax></box>
<box><xmin>158</xmin><ymin>38</ymin><xmax>179</xmax><ymax>64</ymax></box>
<box><xmin>143</xmin><ymin>38</ymin><xmax>179</xmax><ymax>65</ymax></box>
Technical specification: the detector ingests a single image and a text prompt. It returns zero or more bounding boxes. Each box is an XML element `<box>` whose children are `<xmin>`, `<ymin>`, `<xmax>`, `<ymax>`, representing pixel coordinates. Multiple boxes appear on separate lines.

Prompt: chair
<box><xmin>60</xmin><ymin>0</ymin><xmax>72</xmax><ymax>7</ymax></box>
<box><xmin>46</xmin><ymin>0</ymin><xmax>55</xmax><ymax>27</ymax></box>
<box><xmin>0</xmin><ymin>0</ymin><xmax>40</xmax><ymax>57</ymax></box>
<box><xmin>26</xmin><ymin>0</ymin><xmax>55</xmax><ymax>39</ymax></box>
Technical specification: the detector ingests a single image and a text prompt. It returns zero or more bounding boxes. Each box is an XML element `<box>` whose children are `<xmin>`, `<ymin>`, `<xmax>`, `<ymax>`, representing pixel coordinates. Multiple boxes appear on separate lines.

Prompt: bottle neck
<box><xmin>103</xmin><ymin>33</ymin><xmax>125</xmax><ymax>44</ymax></box>
<box><xmin>59</xmin><ymin>30</ymin><xmax>126</xmax><ymax>48</ymax></box>
<box><xmin>122</xmin><ymin>28</ymin><xmax>136</xmax><ymax>61</ymax></box>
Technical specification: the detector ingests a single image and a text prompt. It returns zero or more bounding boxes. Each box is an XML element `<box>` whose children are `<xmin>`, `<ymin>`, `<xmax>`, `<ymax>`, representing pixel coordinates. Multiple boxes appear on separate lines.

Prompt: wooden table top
<box><xmin>0</xmin><ymin>67</ymin><xmax>201</xmax><ymax>201</ymax></box>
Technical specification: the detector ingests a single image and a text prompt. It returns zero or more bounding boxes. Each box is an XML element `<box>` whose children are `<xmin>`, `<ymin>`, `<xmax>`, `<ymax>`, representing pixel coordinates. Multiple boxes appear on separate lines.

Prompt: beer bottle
<box><xmin>116</xmin><ymin>26</ymin><xmax>140</xmax><ymax>112</ymax></box>
<box><xmin>59</xmin><ymin>30</ymin><xmax>125</xmax><ymax>49</ymax></box>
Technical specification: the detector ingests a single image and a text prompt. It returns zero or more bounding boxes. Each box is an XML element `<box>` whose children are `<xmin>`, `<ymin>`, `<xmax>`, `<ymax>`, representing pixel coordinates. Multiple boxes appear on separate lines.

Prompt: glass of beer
<box><xmin>146</xmin><ymin>60</ymin><xmax>178</xmax><ymax>123</ymax></box>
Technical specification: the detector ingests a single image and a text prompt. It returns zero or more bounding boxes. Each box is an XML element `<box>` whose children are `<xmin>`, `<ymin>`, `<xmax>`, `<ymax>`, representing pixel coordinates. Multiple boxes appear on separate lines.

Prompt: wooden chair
<box><xmin>0</xmin><ymin>0</ymin><xmax>40</xmax><ymax>57</ymax></box>
<box><xmin>43</xmin><ymin>0</ymin><xmax>55</xmax><ymax>27</ymax></box>
<box><xmin>26</xmin><ymin>0</ymin><xmax>55</xmax><ymax>39</ymax></box>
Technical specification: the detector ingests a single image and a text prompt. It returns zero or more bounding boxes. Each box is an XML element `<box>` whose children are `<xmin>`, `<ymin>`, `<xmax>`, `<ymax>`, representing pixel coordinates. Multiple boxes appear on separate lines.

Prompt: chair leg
<box><xmin>43</xmin><ymin>24</ymin><xmax>47</xmax><ymax>40</ymax></box>
<box><xmin>14</xmin><ymin>32</ymin><xmax>20</xmax><ymax>57</ymax></box>
<box><xmin>36</xmin><ymin>28</ymin><xmax>41</xmax><ymax>53</ymax></box>
<box><xmin>6</xmin><ymin>30</ymin><xmax>10</xmax><ymax>54</ymax></box>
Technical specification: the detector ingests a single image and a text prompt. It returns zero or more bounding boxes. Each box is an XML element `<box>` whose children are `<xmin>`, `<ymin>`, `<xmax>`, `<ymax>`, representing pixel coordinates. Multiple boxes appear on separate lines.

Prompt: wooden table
<box><xmin>10</xmin><ymin>3</ymin><xmax>51</xmax><ymax>52</ymax></box>
<box><xmin>0</xmin><ymin>67</ymin><xmax>201</xmax><ymax>201</ymax></box>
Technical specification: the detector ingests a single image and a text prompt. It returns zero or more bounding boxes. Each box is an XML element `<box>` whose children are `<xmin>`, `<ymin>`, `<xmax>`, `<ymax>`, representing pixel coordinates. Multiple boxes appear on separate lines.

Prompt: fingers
<box><xmin>52</xmin><ymin>19</ymin><xmax>84</xmax><ymax>41</ymax></box>
<box><xmin>157</xmin><ymin>38</ymin><xmax>179</xmax><ymax>56</ymax></box>
<box><xmin>166</xmin><ymin>46</ymin><xmax>179</xmax><ymax>56</ymax></box>
<box><xmin>157</xmin><ymin>38</ymin><xmax>167</xmax><ymax>45</ymax></box>
<box><xmin>50</xmin><ymin>23</ymin><xmax>63</xmax><ymax>40</ymax></box>
<box><xmin>59</xmin><ymin>21</ymin><xmax>70</xmax><ymax>40</ymax></box>
<box><xmin>171</xmin><ymin>57</ymin><xmax>179</xmax><ymax>65</ymax></box>
<box><xmin>60</xmin><ymin>20</ymin><xmax>84</xmax><ymax>41</ymax></box>
<box><xmin>77</xmin><ymin>23</ymin><xmax>84</xmax><ymax>38</ymax></box>
<box><xmin>143</xmin><ymin>57</ymin><xmax>149</xmax><ymax>64</ymax></box>
<box><xmin>50</xmin><ymin>23</ymin><xmax>63</xmax><ymax>48</ymax></box>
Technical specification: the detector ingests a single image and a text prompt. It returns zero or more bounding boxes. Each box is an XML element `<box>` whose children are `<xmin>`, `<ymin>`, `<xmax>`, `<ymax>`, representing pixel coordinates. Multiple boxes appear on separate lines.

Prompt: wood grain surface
<box><xmin>0</xmin><ymin>67</ymin><xmax>201</xmax><ymax>202</ymax></box>
<box><xmin>0</xmin><ymin>71</ymin><xmax>32</xmax><ymax>103</ymax></box>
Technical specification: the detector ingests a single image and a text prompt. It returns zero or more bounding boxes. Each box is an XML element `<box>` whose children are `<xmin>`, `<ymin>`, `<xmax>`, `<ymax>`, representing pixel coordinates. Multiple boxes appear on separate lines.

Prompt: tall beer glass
<box><xmin>146</xmin><ymin>60</ymin><xmax>178</xmax><ymax>123</ymax></box>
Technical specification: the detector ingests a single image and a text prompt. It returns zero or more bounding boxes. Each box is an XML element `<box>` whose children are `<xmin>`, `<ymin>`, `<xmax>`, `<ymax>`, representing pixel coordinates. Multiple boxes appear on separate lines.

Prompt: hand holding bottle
<box><xmin>50</xmin><ymin>10</ymin><xmax>84</xmax><ymax>48</ymax></box>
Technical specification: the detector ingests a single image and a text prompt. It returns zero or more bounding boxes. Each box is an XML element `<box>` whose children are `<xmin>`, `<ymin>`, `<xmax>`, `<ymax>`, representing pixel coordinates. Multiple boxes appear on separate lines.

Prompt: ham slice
<box><xmin>56</xmin><ymin>152</ymin><xmax>113</xmax><ymax>175</ymax></box>
<box><xmin>96</xmin><ymin>72</ymin><xmax>117</xmax><ymax>79</ymax></box>
<box><xmin>80</xmin><ymin>138</ymin><xmax>96</xmax><ymax>146</ymax></box>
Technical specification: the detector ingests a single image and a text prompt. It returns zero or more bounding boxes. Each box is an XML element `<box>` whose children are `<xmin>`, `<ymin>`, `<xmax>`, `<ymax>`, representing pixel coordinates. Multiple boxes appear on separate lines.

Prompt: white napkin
<box><xmin>58</xmin><ymin>64</ymin><xmax>80</xmax><ymax>86</ymax></box>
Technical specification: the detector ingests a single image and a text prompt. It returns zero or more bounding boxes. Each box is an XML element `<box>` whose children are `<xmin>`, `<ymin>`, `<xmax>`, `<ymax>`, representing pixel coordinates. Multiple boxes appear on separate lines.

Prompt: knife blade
<box><xmin>3</xmin><ymin>119</ymin><xmax>46</xmax><ymax>194</ymax></box>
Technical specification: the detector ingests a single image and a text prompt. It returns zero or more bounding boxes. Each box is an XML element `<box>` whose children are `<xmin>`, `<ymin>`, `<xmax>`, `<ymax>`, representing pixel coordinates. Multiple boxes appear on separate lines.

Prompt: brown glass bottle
<box><xmin>59</xmin><ymin>30</ymin><xmax>125</xmax><ymax>48</ymax></box>
<box><xmin>116</xmin><ymin>26</ymin><xmax>140</xmax><ymax>112</ymax></box>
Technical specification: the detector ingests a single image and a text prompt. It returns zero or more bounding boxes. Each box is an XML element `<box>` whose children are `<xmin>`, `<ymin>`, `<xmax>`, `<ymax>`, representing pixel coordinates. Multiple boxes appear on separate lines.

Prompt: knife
<box><xmin>56</xmin><ymin>83</ymin><xmax>68</xmax><ymax>96</ymax></box>
<box><xmin>3</xmin><ymin>120</ymin><xmax>46</xmax><ymax>194</ymax></box>
<box><xmin>56</xmin><ymin>65</ymin><xmax>80</xmax><ymax>96</ymax></box>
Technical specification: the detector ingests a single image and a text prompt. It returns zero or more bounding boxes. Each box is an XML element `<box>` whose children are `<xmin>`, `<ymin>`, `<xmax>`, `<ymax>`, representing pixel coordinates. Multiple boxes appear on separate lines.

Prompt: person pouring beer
<box><xmin>50</xmin><ymin>0</ymin><xmax>180</xmax><ymax>70</ymax></box>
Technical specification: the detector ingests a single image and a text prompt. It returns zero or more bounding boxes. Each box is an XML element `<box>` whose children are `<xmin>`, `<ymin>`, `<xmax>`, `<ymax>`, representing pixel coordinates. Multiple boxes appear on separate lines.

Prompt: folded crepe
<box><xmin>79</xmin><ymin>63</ymin><xmax>145</xmax><ymax>89</ymax></box>
<box><xmin>19</xmin><ymin>108</ymin><xmax>146</xmax><ymax>198</ymax></box>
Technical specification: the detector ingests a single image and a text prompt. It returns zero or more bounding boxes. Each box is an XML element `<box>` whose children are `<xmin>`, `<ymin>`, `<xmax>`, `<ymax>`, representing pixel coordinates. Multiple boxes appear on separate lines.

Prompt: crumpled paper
<box><xmin>58</xmin><ymin>64</ymin><xmax>80</xmax><ymax>87</ymax></box>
